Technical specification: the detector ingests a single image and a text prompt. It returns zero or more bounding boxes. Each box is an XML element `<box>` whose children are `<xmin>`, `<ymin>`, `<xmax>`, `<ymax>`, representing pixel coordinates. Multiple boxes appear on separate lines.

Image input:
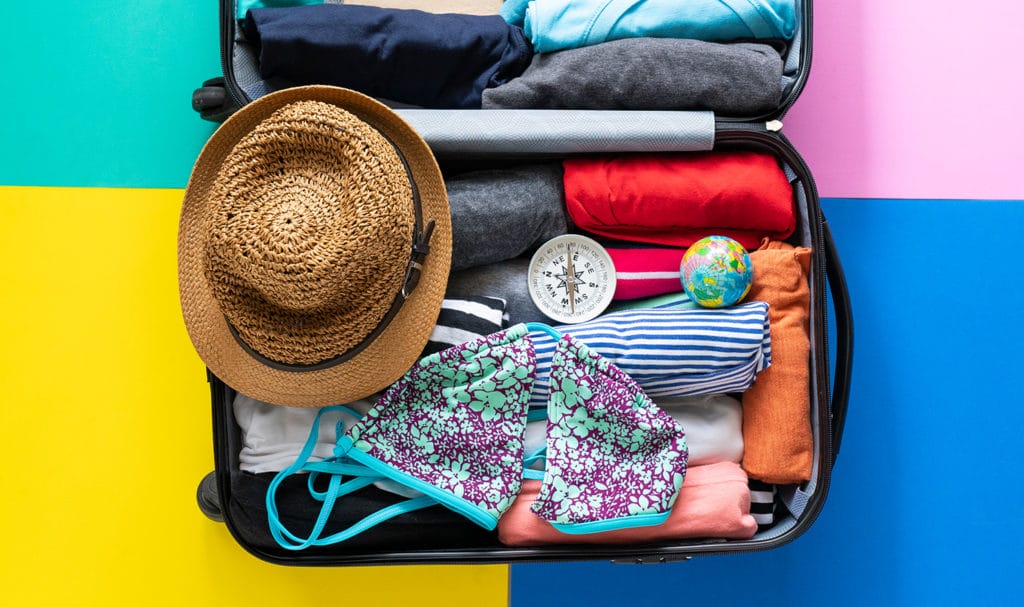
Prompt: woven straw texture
<box><xmin>178</xmin><ymin>87</ymin><xmax>451</xmax><ymax>407</ymax></box>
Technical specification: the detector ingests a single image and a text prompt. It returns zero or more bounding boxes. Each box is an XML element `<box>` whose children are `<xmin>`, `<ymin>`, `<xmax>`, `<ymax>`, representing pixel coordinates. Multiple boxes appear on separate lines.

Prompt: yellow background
<box><xmin>0</xmin><ymin>186</ymin><xmax>506</xmax><ymax>605</ymax></box>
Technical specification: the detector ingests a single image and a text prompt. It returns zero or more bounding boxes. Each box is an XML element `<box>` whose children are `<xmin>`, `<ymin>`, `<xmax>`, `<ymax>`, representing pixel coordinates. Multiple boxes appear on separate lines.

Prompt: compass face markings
<box><xmin>528</xmin><ymin>235</ymin><xmax>617</xmax><ymax>324</ymax></box>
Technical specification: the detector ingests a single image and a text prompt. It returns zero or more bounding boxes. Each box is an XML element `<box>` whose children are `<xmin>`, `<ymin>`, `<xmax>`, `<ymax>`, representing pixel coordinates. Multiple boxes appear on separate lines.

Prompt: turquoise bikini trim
<box><xmin>265</xmin><ymin>405</ymin><xmax>436</xmax><ymax>551</ymax></box>
<box><xmin>339</xmin><ymin>437</ymin><xmax>500</xmax><ymax>530</ymax></box>
<box><xmin>550</xmin><ymin>511</ymin><xmax>673</xmax><ymax>535</ymax></box>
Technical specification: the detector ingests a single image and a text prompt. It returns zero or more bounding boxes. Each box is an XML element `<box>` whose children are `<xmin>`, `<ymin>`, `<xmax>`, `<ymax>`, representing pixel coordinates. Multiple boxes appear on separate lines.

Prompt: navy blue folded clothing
<box><xmin>244</xmin><ymin>4</ymin><xmax>533</xmax><ymax>108</ymax></box>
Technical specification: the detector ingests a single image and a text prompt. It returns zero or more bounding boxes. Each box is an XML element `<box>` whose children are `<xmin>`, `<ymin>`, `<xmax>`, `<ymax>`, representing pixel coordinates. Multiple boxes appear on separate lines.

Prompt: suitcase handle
<box><xmin>823</xmin><ymin>217</ymin><xmax>853</xmax><ymax>465</ymax></box>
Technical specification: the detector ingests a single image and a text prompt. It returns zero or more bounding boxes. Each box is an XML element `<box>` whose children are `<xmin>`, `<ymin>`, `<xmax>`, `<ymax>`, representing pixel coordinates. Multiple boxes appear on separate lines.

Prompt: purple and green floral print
<box><xmin>531</xmin><ymin>334</ymin><xmax>689</xmax><ymax>531</ymax></box>
<box><xmin>346</xmin><ymin>324</ymin><xmax>536</xmax><ymax>527</ymax></box>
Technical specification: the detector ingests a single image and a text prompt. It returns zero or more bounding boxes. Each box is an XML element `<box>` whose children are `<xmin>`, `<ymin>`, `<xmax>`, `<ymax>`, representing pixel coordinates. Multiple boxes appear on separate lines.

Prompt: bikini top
<box><xmin>266</xmin><ymin>322</ymin><xmax>688</xmax><ymax>550</ymax></box>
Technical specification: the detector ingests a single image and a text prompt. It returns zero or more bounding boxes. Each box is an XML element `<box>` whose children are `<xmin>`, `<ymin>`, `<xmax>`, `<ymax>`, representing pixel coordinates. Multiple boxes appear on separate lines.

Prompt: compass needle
<box><xmin>566</xmin><ymin>243</ymin><xmax>576</xmax><ymax>314</ymax></box>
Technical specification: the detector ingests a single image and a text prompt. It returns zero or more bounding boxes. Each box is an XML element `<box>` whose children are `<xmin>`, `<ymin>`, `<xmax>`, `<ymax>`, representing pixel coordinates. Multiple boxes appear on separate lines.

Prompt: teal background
<box><xmin>0</xmin><ymin>2</ymin><xmax>219</xmax><ymax>188</ymax></box>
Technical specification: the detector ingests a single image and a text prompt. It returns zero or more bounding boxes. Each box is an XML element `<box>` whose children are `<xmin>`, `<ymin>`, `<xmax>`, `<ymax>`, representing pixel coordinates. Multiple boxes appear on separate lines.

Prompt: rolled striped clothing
<box><xmin>749</xmin><ymin>479</ymin><xmax>778</xmax><ymax>531</ymax></box>
<box><xmin>527</xmin><ymin>302</ymin><xmax>771</xmax><ymax>407</ymax></box>
<box><xmin>421</xmin><ymin>296</ymin><xmax>508</xmax><ymax>357</ymax></box>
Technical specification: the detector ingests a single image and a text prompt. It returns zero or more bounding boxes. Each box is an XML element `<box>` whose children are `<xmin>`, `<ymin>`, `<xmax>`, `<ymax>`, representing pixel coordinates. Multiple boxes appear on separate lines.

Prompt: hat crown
<box><xmin>178</xmin><ymin>86</ymin><xmax>452</xmax><ymax>406</ymax></box>
<box><xmin>204</xmin><ymin>100</ymin><xmax>416</xmax><ymax>364</ymax></box>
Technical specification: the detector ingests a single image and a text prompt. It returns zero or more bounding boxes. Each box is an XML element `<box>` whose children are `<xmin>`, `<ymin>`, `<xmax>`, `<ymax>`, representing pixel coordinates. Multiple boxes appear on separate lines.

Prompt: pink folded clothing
<box><xmin>607</xmin><ymin>246</ymin><xmax>685</xmax><ymax>300</ymax></box>
<box><xmin>563</xmin><ymin>152</ymin><xmax>795</xmax><ymax>251</ymax></box>
<box><xmin>498</xmin><ymin>462</ymin><xmax>757</xmax><ymax>546</ymax></box>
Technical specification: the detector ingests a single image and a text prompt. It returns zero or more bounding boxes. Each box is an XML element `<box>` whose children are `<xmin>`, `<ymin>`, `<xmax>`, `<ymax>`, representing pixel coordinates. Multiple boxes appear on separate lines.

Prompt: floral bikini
<box><xmin>267</xmin><ymin>322</ymin><xmax>688</xmax><ymax>550</ymax></box>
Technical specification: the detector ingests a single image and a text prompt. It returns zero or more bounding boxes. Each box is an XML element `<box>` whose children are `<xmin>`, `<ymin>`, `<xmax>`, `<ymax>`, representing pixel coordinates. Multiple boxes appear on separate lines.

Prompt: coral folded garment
<box><xmin>529</xmin><ymin>303</ymin><xmax>772</xmax><ymax>406</ymax></box>
<box><xmin>742</xmin><ymin>241</ymin><xmax>814</xmax><ymax>484</ymax></box>
<box><xmin>502</xmin><ymin>0</ymin><xmax>796</xmax><ymax>53</ymax></box>
<box><xmin>243</xmin><ymin>4</ymin><xmax>532</xmax><ymax>108</ymax></box>
<box><xmin>563</xmin><ymin>152</ymin><xmax>795</xmax><ymax>251</ymax></box>
<box><xmin>606</xmin><ymin>246</ymin><xmax>685</xmax><ymax>301</ymax></box>
<box><xmin>481</xmin><ymin>38</ymin><xmax>783</xmax><ymax>115</ymax></box>
<box><xmin>498</xmin><ymin>462</ymin><xmax>757</xmax><ymax>545</ymax></box>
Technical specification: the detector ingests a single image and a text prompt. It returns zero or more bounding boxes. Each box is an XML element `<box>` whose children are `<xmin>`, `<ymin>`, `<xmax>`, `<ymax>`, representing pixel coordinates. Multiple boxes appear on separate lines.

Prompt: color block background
<box><xmin>1</xmin><ymin>1</ymin><xmax>1021</xmax><ymax>605</ymax></box>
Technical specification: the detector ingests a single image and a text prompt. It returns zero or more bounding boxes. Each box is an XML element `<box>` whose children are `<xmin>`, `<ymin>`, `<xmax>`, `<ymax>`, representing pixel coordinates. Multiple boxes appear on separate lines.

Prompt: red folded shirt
<box><xmin>564</xmin><ymin>152</ymin><xmax>795</xmax><ymax>250</ymax></box>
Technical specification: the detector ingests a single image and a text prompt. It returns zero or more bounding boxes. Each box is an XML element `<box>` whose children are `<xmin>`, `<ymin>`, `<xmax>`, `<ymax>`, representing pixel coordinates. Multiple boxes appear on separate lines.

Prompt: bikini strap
<box><xmin>524</xmin><ymin>322</ymin><xmax>562</xmax><ymax>340</ymax></box>
<box><xmin>265</xmin><ymin>405</ymin><xmax>436</xmax><ymax>550</ymax></box>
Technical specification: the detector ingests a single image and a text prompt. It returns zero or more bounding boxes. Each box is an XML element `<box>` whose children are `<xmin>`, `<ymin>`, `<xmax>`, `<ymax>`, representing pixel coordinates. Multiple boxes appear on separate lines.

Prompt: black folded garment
<box><xmin>445</xmin><ymin>257</ymin><xmax>549</xmax><ymax>326</ymax></box>
<box><xmin>229</xmin><ymin>471</ymin><xmax>501</xmax><ymax>556</ymax></box>
<box><xmin>244</xmin><ymin>4</ymin><xmax>533</xmax><ymax>108</ymax></box>
<box><xmin>482</xmin><ymin>37</ymin><xmax>783</xmax><ymax>115</ymax></box>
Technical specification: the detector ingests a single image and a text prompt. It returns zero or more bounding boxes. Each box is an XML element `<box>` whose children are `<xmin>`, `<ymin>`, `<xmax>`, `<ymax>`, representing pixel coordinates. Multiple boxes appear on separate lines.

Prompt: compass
<box><xmin>528</xmin><ymin>234</ymin><xmax>616</xmax><ymax>324</ymax></box>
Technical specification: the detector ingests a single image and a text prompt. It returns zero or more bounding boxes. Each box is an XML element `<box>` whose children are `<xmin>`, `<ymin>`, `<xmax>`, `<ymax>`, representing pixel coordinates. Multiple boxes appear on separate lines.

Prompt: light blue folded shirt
<box><xmin>236</xmin><ymin>1</ymin><xmax>324</xmax><ymax>20</ymax></box>
<box><xmin>500</xmin><ymin>0</ymin><xmax>531</xmax><ymax>25</ymax></box>
<box><xmin>502</xmin><ymin>0</ymin><xmax>796</xmax><ymax>53</ymax></box>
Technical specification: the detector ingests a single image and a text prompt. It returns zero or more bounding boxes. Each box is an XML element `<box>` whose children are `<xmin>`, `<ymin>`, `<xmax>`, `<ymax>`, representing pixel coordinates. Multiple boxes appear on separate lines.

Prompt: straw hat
<box><xmin>178</xmin><ymin>86</ymin><xmax>451</xmax><ymax>407</ymax></box>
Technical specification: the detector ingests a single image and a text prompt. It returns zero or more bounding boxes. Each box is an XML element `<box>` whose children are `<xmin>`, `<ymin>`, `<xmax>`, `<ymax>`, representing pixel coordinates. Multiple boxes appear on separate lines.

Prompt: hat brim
<box><xmin>178</xmin><ymin>86</ymin><xmax>452</xmax><ymax>407</ymax></box>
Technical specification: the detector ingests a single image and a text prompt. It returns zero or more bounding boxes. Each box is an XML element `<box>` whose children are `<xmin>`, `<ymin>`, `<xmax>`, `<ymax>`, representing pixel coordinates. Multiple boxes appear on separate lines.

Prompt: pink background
<box><xmin>784</xmin><ymin>1</ymin><xmax>1024</xmax><ymax>200</ymax></box>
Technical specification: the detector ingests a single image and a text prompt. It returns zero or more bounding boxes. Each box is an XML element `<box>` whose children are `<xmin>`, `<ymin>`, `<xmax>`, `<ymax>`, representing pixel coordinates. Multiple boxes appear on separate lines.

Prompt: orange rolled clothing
<box><xmin>741</xmin><ymin>240</ymin><xmax>813</xmax><ymax>484</ymax></box>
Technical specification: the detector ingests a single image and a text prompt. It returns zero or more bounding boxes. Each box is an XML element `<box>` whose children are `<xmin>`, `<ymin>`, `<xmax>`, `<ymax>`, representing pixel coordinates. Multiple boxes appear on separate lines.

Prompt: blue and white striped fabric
<box><xmin>528</xmin><ymin>301</ymin><xmax>772</xmax><ymax>407</ymax></box>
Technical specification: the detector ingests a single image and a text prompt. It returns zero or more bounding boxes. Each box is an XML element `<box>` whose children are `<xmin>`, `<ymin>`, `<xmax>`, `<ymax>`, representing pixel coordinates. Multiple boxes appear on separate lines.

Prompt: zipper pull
<box><xmin>766</xmin><ymin>120</ymin><xmax>783</xmax><ymax>132</ymax></box>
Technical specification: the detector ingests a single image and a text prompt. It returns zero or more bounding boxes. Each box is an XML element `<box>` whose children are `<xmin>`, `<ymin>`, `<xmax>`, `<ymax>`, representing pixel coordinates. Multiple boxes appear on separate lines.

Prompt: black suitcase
<box><xmin>189</xmin><ymin>0</ymin><xmax>853</xmax><ymax>566</ymax></box>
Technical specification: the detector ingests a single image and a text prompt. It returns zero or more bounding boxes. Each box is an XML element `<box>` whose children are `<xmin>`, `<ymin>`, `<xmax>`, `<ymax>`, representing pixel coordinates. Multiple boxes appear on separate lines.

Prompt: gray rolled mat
<box><xmin>396</xmin><ymin>109</ymin><xmax>715</xmax><ymax>155</ymax></box>
<box><xmin>447</xmin><ymin>163</ymin><xmax>567</xmax><ymax>272</ymax></box>
<box><xmin>445</xmin><ymin>257</ymin><xmax>548</xmax><ymax>325</ymax></box>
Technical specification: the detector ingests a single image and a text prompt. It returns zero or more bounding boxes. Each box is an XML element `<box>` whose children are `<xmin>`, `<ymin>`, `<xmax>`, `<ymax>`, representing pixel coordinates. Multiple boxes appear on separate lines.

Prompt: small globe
<box><xmin>680</xmin><ymin>236</ymin><xmax>753</xmax><ymax>308</ymax></box>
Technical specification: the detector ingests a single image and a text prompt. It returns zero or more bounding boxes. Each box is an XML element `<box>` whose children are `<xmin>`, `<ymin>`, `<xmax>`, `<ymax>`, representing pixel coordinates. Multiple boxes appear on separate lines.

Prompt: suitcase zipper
<box><xmin>779</xmin><ymin>0</ymin><xmax>814</xmax><ymax>120</ymax></box>
<box><xmin>219</xmin><ymin>0</ymin><xmax>249</xmax><ymax>110</ymax></box>
<box><xmin>715</xmin><ymin>121</ymin><xmax>836</xmax><ymax>509</ymax></box>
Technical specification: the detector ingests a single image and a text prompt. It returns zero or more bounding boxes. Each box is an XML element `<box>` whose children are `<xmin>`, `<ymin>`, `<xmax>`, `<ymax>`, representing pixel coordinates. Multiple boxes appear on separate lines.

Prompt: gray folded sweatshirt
<box><xmin>481</xmin><ymin>37</ymin><xmax>783</xmax><ymax>115</ymax></box>
<box><xmin>447</xmin><ymin>163</ymin><xmax>567</xmax><ymax>272</ymax></box>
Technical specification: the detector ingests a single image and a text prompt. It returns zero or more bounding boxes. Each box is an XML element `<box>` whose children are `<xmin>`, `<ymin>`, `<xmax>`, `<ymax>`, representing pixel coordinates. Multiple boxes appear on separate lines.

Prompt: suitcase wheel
<box><xmin>196</xmin><ymin>471</ymin><xmax>225</xmax><ymax>522</ymax></box>
<box><xmin>192</xmin><ymin>77</ymin><xmax>239</xmax><ymax>122</ymax></box>
<box><xmin>192</xmin><ymin>83</ymin><xmax>226</xmax><ymax>112</ymax></box>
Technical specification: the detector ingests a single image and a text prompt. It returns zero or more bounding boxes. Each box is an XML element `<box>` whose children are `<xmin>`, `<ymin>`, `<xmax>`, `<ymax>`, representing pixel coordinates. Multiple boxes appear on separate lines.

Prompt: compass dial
<box><xmin>528</xmin><ymin>234</ymin><xmax>616</xmax><ymax>324</ymax></box>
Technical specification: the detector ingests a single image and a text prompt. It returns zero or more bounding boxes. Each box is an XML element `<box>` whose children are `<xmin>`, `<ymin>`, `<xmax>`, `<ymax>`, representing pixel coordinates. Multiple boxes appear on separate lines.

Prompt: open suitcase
<box><xmin>188</xmin><ymin>0</ymin><xmax>853</xmax><ymax>565</ymax></box>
